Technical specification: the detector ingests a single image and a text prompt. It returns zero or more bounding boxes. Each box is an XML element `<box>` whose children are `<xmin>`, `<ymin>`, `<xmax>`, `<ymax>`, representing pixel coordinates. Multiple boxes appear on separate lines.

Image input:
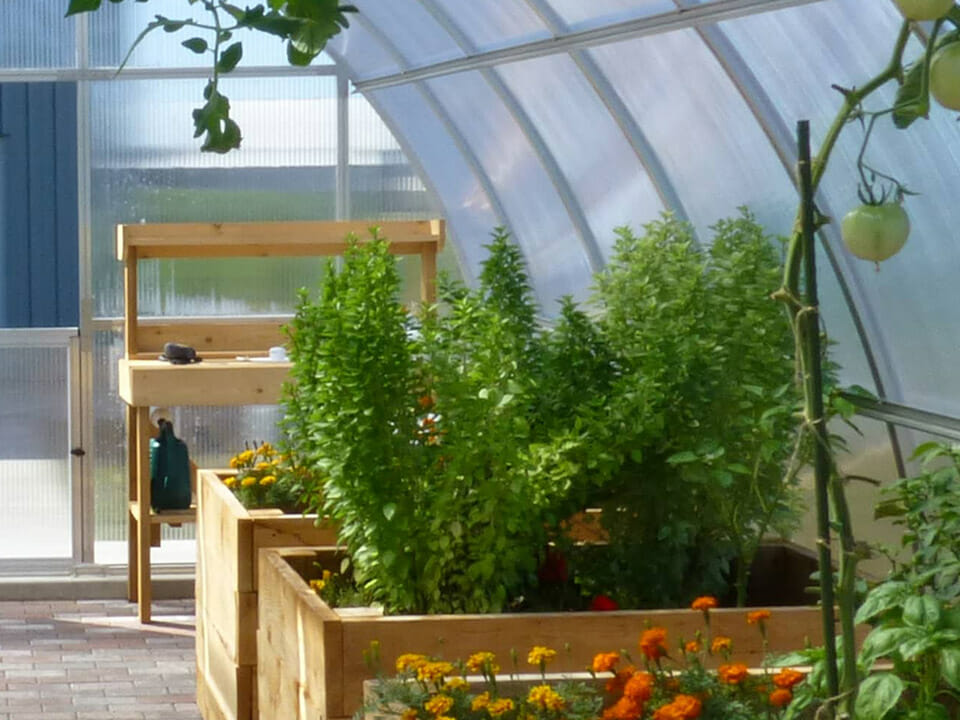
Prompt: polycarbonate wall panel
<box><xmin>89</xmin><ymin>1</ymin><xmax>293</xmax><ymax>68</ymax></box>
<box><xmin>722</xmin><ymin>0</ymin><xmax>960</xmax><ymax>416</ymax></box>
<box><xmin>369</xmin><ymin>85</ymin><xmax>500</xmax><ymax>285</ymax></box>
<box><xmin>0</xmin><ymin>2</ymin><xmax>76</xmax><ymax>69</ymax></box>
<box><xmin>0</xmin><ymin>335</ymin><xmax>71</xmax><ymax>559</ymax></box>
<box><xmin>427</xmin><ymin>72</ymin><xmax>593</xmax><ymax>307</ymax></box>
<box><xmin>90</xmin><ymin>77</ymin><xmax>337</xmax><ymax>319</ymax></box>
<box><xmin>589</xmin><ymin>29</ymin><xmax>798</xmax><ymax>240</ymax></box>
<box><xmin>326</xmin><ymin>21</ymin><xmax>401</xmax><ymax>82</ymax></box>
<box><xmin>430</xmin><ymin>0</ymin><xmax>550</xmax><ymax>52</ymax></box>
<box><xmin>352</xmin><ymin>0</ymin><xmax>461</xmax><ymax>68</ymax></box>
<box><xmin>496</xmin><ymin>54</ymin><xmax>665</xmax><ymax>260</ymax></box>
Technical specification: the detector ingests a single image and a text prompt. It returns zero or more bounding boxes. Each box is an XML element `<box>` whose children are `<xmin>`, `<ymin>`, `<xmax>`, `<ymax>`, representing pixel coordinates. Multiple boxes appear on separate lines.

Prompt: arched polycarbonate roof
<box><xmin>322</xmin><ymin>0</ymin><xmax>960</xmax><ymax>440</ymax></box>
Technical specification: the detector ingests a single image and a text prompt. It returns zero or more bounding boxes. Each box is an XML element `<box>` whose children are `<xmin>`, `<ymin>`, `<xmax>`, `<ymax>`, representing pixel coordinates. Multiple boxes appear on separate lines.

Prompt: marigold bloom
<box><xmin>772</xmin><ymin>668</ymin><xmax>806</xmax><ymax>689</ymax></box>
<box><xmin>224</xmin><ymin>476</ymin><xmax>237</xmax><ymax>488</ymax></box>
<box><xmin>747</xmin><ymin>609</ymin><xmax>772</xmax><ymax>625</ymax></box>
<box><xmin>528</xmin><ymin>684</ymin><xmax>565</xmax><ymax>711</ymax></box>
<box><xmin>602</xmin><ymin>696</ymin><xmax>643</xmax><ymax>720</ymax></box>
<box><xmin>769</xmin><ymin>688</ymin><xmax>793</xmax><ymax>707</ymax></box>
<box><xmin>237</xmin><ymin>449</ymin><xmax>254</xmax><ymax>464</ymax></box>
<box><xmin>442</xmin><ymin>677</ymin><xmax>468</xmax><ymax>692</ymax></box>
<box><xmin>401</xmin><ymin>709</ymin><xmax>418</xmax><ymax>720</ymax></box>
<box><xmin>639</xmin><ymin>627</ymin><xmax>669</xmax><ymax>660</ymax></box>
<box><xmin>259</xmin><ymin>475</ymin><xmax>277</xmax><ymax>486</ymax></box>
<box><xmin>718</xmin><ymin>663</ymin><xmax>750</xmax><ymax>685</ymax></box>
<box><xmin>465</xmin><ymin>652</ymin><xmax>499</xmax><ymax>674</ymax></box>
<box><xmin>255</xmin><ymin>461</ymin><xmax>272</xmax><ymax>471</ymax></box>
<box><xmin>487</xmin><ymin>698</ymin><xmax>514</xmax><ymax>717</ymax></box>
<box><xmin>417</xmin><ymin>661</ymin><xmax>455</xmax><ymax>683</ymax></box>
<box><xmin>592</xmin><ymin>651</ymin><xmax>620</xmax><ymax>674</ymax></box>
<box><xmin>623</xmin><ymin>672</ymin><xmax>654</xmax><ymax>702</ymax></box>
<box><xmin>684</xmin><ymin>640</ymin><xmax>701</xmax><ymax>654</ymax></box>
<box><xmin>229</xmin><ymin>456</ymin><xmax>240</xmax><ymax>469</ymax></box>
<box><xmin>309</xmin><ymin>578</ymin><xmax>325</xmax><ymax>593</ymax></box>
<box><xmin>257</xmin><ymin>442</ymin><xmax>275</xmax><ymax>457</ymax></box>
<box><xmin>395</xmin><ymin>653</ymin><xmax>428</xmax><ymax>673</ymax></box>
<box><xmin>653</xmin><ymin>695</ymin><xmax>702</xmax><ymax>720</ymax></box>
<box><xmin>527</xmin><ymin>646</ymin><xmax>557</xmax><ymax>666</ymax></box>
<box><xmin>240</xmin><ymin>476</ymin><xmax>257</xmax><ymax>488</ymax></box>
<box><xmin>710</xmin><ymin>635</ymin><xmax>733</xmax><ymax>654</ymax></box>
<box><xmin>418</xmin><ymin>394</ymin><xmax>434</xmax><ymax>409</ymax></box>
<box><xmin>471</xmin><ymin>692</ymin><xmax>490</xmax><ymax>711</ymax></box>
<box><xmin>691</xmin><ymin>596</ymin><xmax>718</xmax><ymax>612</ymax></box>
<box><xmin>606</xmin><ymin>666</ymin><xmax>637</xmax><ymax>695</ymax></box>
<box><xmin>424</xmin><ymin>695</ymin><xmax>454</xmax><ymax>716</ymax></box>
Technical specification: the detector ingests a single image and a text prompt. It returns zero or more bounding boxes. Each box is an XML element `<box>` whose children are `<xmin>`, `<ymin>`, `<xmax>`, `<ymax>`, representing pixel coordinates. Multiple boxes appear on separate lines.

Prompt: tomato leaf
<box><xmin>66</xmin><ymin>0</ymin><xmax>102</xmax><ymax>16</ymax></box>
<box><xmin>893</xmin><ymin>58</ymin><xmax>929</xmax><ymax>129</ymax></box>
<box><xmin>182</xmin><ymin>37</ymin><xmax>209</xmax><ymax>54</ymax></box>
<box><xmin>216</xmin><ymin>42</ymin><xmax>243</xmax><ymax>73</ymax></box>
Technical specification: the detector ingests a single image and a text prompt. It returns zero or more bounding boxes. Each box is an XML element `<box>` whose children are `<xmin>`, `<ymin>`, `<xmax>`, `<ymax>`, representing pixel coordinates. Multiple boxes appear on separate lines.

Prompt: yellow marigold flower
<box><xmin>240</xmin><ymin>476</ymin><xmax>257</xmax><ymax>488</ymax></box>
<box><xmin>401</xmin><ymin>709</ymin><xmax>418</xmax><ymax>720</ymax></box>
<box><xmin>527</xmin><ymin>646</ymin><xmax>557</xmax><ymax>666</ymax></box>
<box><xmin>229</xmin><ymin>456</ymin><xmax>240</xmax><ymax>469</ymax></box>
<box><xmin>259</xmin><ymin>475</ymin><xmax>277</xmax><ymax>486</ymax></box>
<box><xmin>255</xmin><ymin>461</ymin><xmax>272</xmax><ymax>471</ymax></box>
<box><xmin>417</xmin><ymin>661</ymin><xmax>455</xmax><ymax>683</ymax></box>
<box><xmin>435</xmin><ymin>716</ymin><xmax>454</xmax><ymax>720</ymax></box>
<box><xmin>258</xmin><ymin>442</ymin><xmax>275</xmax><ymax>457</ymax></box>
<box><xmin>465</xmin><ymin>652</ymin><xmax>499</xmax><ymax>674</ymax></box>
<box><xmin>442</xmin><ymin>677</ymin><xmax>468</xmax><ymax>692</ymax></box>
<box><xmin>322</xmin><ymin>569</ymin><xmax>332</xmax><ymax>582</ymax></box>
<box><xmin>718</xmin><ymin>663</ymin><xmax>750</xmax><ymax>685</ymax></box>
<box><xmin>309</xmin><ymin>578</ymin><xmax>326</xmax><ymax>593</ymax></box>
<box><xmin>487</xmin><ymin>698</ymin><xmax>514</xmax><ymax>717</ymax></box>
<box><xmin>639</xmin><ymin>627</ymin><xmax>669</xmax><ymax>661</ymax></box>
<box><xmin>424</xmin><ymin>695</ymin><xmax>454</xmax><ymax>716</ymax></box>
<box><xmin>527</xmin><ymin>684</ymin><xmax>565</xmax><ymax>711</ymax></box>
<box><xmin>691</xmin><ymin>596</ymin><xmax>718</xmax><ymax>612</ymax></box>
<box><xmin>747</xmin><ymin>609</ymin><xmax>772</xmax><ymax>625</ymax></box>
<box><xmin>395</xmin><ymin>654</ymin><xmax>428</xmax><ymax>673</ymax></box>
<box><xmin>592</xmin><ymin>651</ymin><xmax>620</xmax><ymax>673</ymax></box>
<box><xmin>769</xmin><ymin>688</ymin><xmax>793</xmax><ymax>707</ymax></box>
<box><xmin>238</xmin><ymin>449</ymin><xmax>254</xmax><ymax>464</ymax></box>
<box><xmin>773</xmin><ymin>668</ymin><xmax>805</xmax><ymax>689</ymax></box>
<box><xmin>684</xmin><ymin>640</ymin><xmax>701</xmax><ymax>654</ymax></box>
<box><xmin>471</xmin><ymin>692</ymin><xmax>490</xmax><ymax>711</ymax></box>
<box><xmin>710</xmin><ymin>635</ymin><xmax>733</xmax><ymax>654</ymax></box>
<box><xmin>223</xmin><ymin>476</ymin><xmax>237</xmax><ymax>488</ymax></box>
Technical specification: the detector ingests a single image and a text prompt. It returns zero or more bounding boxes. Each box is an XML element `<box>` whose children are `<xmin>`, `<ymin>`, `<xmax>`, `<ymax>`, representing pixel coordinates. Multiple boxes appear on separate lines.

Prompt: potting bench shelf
<box><xmin>117</xmin><ymin>219</ymin><xmax>445</xmax><ymax>623</ymax></box>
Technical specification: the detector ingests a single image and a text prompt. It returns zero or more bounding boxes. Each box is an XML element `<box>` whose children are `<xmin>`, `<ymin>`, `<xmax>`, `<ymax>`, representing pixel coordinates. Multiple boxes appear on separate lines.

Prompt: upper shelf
<box><xmin>116</xmin><ymin>219</ymin><xmax>446</xmax><ymax>261</ymax></box>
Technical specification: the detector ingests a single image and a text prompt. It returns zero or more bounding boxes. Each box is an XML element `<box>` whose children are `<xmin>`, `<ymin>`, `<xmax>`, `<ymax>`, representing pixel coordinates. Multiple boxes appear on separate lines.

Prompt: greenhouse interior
<box><xmin>2</xmin><ymin>0</ymin><xmax>960</xmax><ymax>718</ymax></box>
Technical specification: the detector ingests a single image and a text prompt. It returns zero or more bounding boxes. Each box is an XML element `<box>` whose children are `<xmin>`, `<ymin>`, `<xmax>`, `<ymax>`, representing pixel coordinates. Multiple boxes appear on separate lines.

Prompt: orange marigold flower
<box><xmin>527</xmin><ymin>646</ymin><xmax>557</xmax><ymax>666</ymax></box>
<box><xmin>592</xmin><ymin>651</ymin><xmax>620</xmax><ymax>674</ymax></box>
<box><xmin>418</xmin><ymin>394</ymin><xmax>434</xmax><ymax>410</ymax></box>
<box><xmin>769</xmin><ymin>688</ymin><xmax>793</xmax><ymax>707</ymax></box>
<box><xmin>416</xmin><ymin>661</ymin><xmax>455</xmax><ymax>683</ymax></box>
<box><xmin>442</xmin><ymin>677</ymin><xmax>468</xmax><ymax>692</ymax></box>
<box><xmin>528</xmin><ymin>684</ymin><xmax>565</xmax><ymax>711</ymax></box>
<box><xmin>684</xmin><ymin>640</ymin><xmax>701</xmax><ymax>654</ymax></box>
<box><xmin>653</xmin><ymin>695</ymin><xmax>701</xmax><ymax>720</ymax></box>
<box><xmin>471</xmin><ymin>692</ymin><xmax>490</xmax><ymax>711</ymax></box>
<box><xmin>424</xmin><ymin>695</ymin><xmax>454</xmax><ymax>716</ymax></box>
<box><xmin>747</xmin><ymin>609</ymin><xmax>772</xmax><ymax>625</ymax></box>
<box><xmin>465</xmin><ymin>652</ymin><xmax>499</xmax><ymax>674</ymax></box>
<box><xmin>718</xmin><ymin>663</ymin><xmax>750</xmax><ymax>685</ymax></box>
<box><xmin>691</xmin><ymin>596</ymin><xmax>718</xmax><ymax>612</ymax></box>
<box><xmin>773</xmin><ymin>668</ymin><xmax>806</xmax><ymax>689</ymax></box>
<box><xmin>710</xmin><ymin>636</ymin><xmax>733</xmax><ymax>654</ymax></box>
<box><xmin>623</xmin><ymin>672</ymin><xmax>654</xmax><ymax>702</ymax></box>
<box><xmin>395</xmin><ymin>653</ymin><xmax>428</xmax><ymax>673</ymax></box>
<box><xmin>602</xmin><ymin>696</ymin><xmax>643</xmax><ymax>720</ymax></box>
<box><xmin>401</xmin><ymin>709</ymin><xmax>418</xmax><ymax>720</ymax></box>
<box><xmin>487</xmin><ymin>698</ymin><xmax>514</xmax><ymax>717</ymax></box>
<box><xmin>606</xmin><ymin>666</ymin><xmax>637</xmax><ymax>695</ymax></box>
<box><xmin>639</xmin><ymin>627</ymin><xmax>669</xmax><ymax>661</ymax></box>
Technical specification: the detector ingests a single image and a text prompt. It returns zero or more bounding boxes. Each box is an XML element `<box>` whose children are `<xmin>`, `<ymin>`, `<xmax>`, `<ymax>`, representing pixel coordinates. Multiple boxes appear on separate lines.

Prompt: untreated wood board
<box><xmin>118</xmin><ymin>359</ymin><xmax>290</xmax><ymax>406</ymax></box>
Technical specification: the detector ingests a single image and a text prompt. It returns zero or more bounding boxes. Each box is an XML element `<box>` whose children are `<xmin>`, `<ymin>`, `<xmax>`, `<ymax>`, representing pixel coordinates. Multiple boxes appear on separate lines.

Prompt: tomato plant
<box><xmin>893</xmin><ymin>0</ymin><xmax>955</xmax><ymax>20</ymax></box>
<box><xmin>841</xmin><ymin>202</ymin><xmax>910</xmax><ymax>264</ymax></box>
<box><xmin>931</xmin><ymin>41</ymin><xmax>960</xmax><ymax>111</ymax></box>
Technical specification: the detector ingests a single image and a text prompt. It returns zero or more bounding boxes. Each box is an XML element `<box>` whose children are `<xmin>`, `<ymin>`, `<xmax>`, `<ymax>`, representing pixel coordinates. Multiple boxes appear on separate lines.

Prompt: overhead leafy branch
<box><xmin>65</xmin><ymin>0</ymin><xmax>357</xmax><ymax>153</ymax></box>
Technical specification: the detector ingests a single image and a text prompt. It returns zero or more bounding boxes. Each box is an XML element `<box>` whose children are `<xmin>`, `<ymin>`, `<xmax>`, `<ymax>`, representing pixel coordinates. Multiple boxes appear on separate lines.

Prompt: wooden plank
<box><xmin>117</xmin><ymin>359</ymin><xmax>290</xmax><ymax>407</ymax></box>
<box><xmin>123</xmin><ymin>245</ymin><xmax>138</xmax><ymax>356</ymax></box>
<box><xmin>135</xmin><ymin>317</ymin><xmax>288</xmax><ymax>355</ymax></box>
<box><xmin>420</xmin><ymin>244</ymin><xmax>437</xmax><ymax>305</ymax></box>
<box><xmin>134</xmin><ymin>406</ymin><xmax>152</xmax><ymax>623</ymax></box>
<box><xmin>117</xmin><ymin>220</ymin><xmax>444</xmax><ymax>260</ymax></box>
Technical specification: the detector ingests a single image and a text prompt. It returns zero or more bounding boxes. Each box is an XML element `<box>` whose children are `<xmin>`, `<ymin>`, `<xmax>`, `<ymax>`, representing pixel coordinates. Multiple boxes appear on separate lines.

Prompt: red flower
<box><xmin>590</xmin><ymin>594</ymin><xmax>620</xmax><ymax>611</ymax></box>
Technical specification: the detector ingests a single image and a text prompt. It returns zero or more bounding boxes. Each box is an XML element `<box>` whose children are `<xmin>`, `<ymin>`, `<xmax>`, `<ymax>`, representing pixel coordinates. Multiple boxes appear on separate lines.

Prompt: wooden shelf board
<box><xmin>118</xmin><ymin>358</ymin><xmax>290</xmax><ymax>407</ymax></box>
<box><xmin>129</xmin><ymin>501</ymin><xmax>197</xmax><ymax>526</ymax></box>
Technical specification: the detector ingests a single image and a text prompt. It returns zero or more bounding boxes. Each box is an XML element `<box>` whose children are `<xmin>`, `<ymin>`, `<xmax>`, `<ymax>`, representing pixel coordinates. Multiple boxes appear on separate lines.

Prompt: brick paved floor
<box><xmin>0</xmin><ymin>599</ymin><xmax>200</xmax><ymax>720</ymax></box>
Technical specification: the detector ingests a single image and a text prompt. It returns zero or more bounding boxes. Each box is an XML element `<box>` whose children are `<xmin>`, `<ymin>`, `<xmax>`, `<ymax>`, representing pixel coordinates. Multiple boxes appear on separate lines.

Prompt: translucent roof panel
<box><xmin>427</xmin><ymin>71</ymin><xmax>595</xmax><ymax>306</ymax></box>
<box><xmin>544</xmin><ymin>0</ymin><xmax>678</xmax><ymax>30</ymax></box>
<box><xmin>326</xmin><ymin>19</ymin><xmax>401</xmax><ymax>81</ymax></box>
<box><xmin>430</xmin><ymin>0</ymin><xmax>551</xmax><ymax>52</ymax></box>
<box><xmin>350</xmin><ymin>0</ymin><xmax>463</xmax><ymax>69</ymax></box>
<box><xmin>721</xmin><ymin>0</ymin><xmax>960</xmax><ymax>418</ymax></box>
<box><xmin>495</xmin><ymin>54</ymin><xmax>665</xmax><ymax>260</ymax></box>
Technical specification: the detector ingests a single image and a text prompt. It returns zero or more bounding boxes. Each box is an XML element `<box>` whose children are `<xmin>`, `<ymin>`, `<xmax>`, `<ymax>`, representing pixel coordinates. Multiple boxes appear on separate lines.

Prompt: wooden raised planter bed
<box><xmin>257</xmin><ymin>546</ymin><xmax>835</xmax><ymax>720</ymax></box>
<box><xmin>195</xmin><ymin>470</ymin><xmax>339</xmax><ymax>720</ymax></box>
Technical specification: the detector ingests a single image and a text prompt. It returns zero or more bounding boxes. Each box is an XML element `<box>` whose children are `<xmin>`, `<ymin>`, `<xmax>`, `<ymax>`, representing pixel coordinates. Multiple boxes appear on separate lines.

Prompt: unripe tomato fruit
<box><xmin>930</xmin><ymin>42</ymin><xmax>960</xmax><ymax>111</ymax></box>
<box><xmin>894</xmin><ymin>0</ymin><xmax>954</xmax><ymax>20</ymax></box>
<box><xmin>841</xmin><ymin>203</ymin><xmax>910</xmax><ymax>263</ymax></box>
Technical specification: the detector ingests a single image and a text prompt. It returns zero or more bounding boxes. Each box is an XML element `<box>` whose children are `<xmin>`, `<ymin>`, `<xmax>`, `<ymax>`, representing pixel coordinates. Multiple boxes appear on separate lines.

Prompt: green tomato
<box><xmin>931</xmin><ymin>42</ymin><xmax>960</xmax><ymax>111</ymax></box>
<box><xmin>841</xmin><ymin>203</ymin><xmax>910</xmax><ymax>264</ymax></box>
<box><xmin>894</xmin><ymin>0</ymin><xmax>954</xmax><ymax>20</ymax></box>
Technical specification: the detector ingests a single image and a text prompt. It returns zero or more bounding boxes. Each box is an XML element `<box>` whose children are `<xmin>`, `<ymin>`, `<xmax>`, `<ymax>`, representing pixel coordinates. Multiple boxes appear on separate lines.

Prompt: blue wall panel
<box><xmin>0</xmin><ymin>82</ymin><xmax>78</xmax><ymax>328</ymax></box>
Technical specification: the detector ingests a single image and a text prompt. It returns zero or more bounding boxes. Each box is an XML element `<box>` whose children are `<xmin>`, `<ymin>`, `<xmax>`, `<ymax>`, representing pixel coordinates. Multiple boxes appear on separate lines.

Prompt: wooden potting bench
<box><xmin>116</xmin><ymin>219</ymin><xmax>445</xmax><ymax>622</ymax></box>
